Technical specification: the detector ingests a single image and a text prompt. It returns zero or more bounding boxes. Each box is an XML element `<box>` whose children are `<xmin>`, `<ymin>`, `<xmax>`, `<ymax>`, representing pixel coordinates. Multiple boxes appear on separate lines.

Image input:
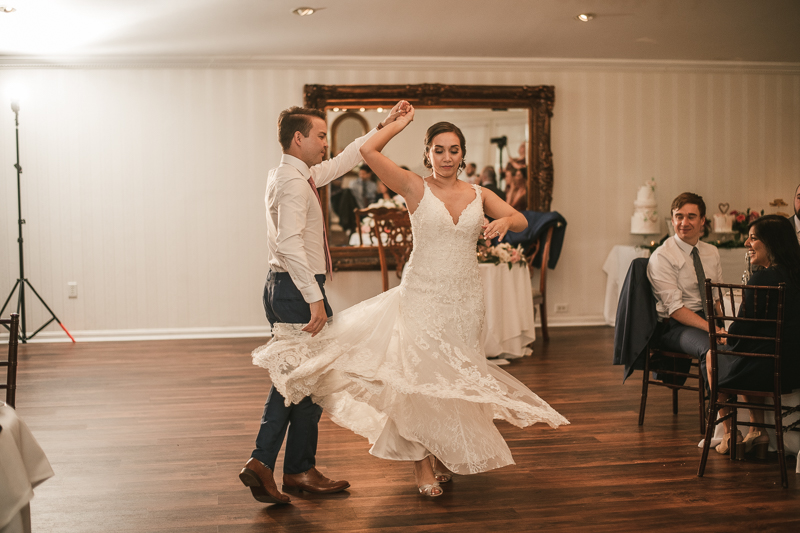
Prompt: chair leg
<box><xmin>539</xmin><ymin>302</ymin><xmax>549</xmax><ymax>342</ymax></box>
<box><xmin>698</xmin><ymin>382</ymin><xmax>706</xmax><ymax>435</ymax></box>
<box><xmin>698</xmin><ymin>400</ymin><xmax>719</xmax><ymax>478</ymax></box>
<box><xmin>774</xmin><ymin>397</ymin><xmax>788</xmax><ymax>488</ymax></box>
<box><xmin>672</xmin><ymin>388</ymin><xmax>679</xmax><ymax>415</ymax></box>
<box><xmin>730</xmin><ymin>405</ymin><xmax>741</xmax><ymax>461</ymax></box>
<box><xmin>639</xmin><ymin>352</ymin><xmax>651</xmax><ymax>426</ymax></box>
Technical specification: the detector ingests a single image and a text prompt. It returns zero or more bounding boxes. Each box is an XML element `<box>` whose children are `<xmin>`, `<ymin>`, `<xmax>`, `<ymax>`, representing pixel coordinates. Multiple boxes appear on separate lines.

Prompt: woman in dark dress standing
<box><xmin>703</xmin><ymin>215</ymin><xmax>800</xmax><ymax>457</ymax></box>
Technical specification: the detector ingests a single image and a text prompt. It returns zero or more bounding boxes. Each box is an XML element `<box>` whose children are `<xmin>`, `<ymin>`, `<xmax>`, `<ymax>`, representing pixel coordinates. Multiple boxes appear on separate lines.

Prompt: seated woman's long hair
<box><xmin>748</xmin><ymin>214</ymin><xmax>800</xmax><ymax>288</ymax></box>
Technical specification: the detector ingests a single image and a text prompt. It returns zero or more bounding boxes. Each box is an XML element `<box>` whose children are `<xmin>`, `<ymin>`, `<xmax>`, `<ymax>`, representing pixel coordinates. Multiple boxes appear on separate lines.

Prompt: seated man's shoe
<box><xmin>239</xmin><ymin>458</ymin><xmax>291</xmax><ymax>504</ymax></box>
<box><xmin>282</xmin><ymin>467</ymin><xmax>350</xmax><ymax>494</ymax></box>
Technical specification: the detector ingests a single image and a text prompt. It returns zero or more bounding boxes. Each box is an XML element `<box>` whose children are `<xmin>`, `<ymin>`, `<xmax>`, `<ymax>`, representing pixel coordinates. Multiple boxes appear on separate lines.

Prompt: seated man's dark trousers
<box><xmin>250</xmin><ymin>271</ymin><xmax>333</xmax><ymax>474</ymax></box>
<box><xmin>652</xmin><ymin>310</ymin><xmax>709</xmax><ymax>386</ymax></box>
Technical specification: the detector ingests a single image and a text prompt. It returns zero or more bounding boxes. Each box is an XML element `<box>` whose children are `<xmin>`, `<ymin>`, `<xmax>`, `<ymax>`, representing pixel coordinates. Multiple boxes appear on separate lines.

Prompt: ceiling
<box><xmin>0</xmin><ymin>0</ymin><xmax>798</xmax><ymax>63</ymax></box>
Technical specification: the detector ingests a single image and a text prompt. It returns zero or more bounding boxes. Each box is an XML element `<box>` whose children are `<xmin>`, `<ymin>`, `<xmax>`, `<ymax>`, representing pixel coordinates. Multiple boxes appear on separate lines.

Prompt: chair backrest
<box><xmin>354</xmin><ymin>207</ymin><xmax>397</xmax><ymax>246</ymax></box>
<box><xmin>705</xmin><ymin>280</ymin><xmax>786</xmax><ymax>393</ymax></box>
<box><xmin>1</xmin><ymin>313</ymin><xmax>20</xmax><ymax>408</ymax></box>
<box><xmin>370</xmin><ymin>209</ymin><xmax>413</xmax><ymax>292</ymax></box>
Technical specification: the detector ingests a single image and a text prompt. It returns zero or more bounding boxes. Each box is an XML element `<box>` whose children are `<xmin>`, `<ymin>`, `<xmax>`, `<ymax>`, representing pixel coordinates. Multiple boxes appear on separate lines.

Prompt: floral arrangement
<box><xmin>729</xmin><ymin>208</ymin><xmax>763</xmax><ymax>238</ymax></box>
<box><xmin>476</xmin><ymin>237</ymin><xmax>527</xmax><ymax>270</ymax></box>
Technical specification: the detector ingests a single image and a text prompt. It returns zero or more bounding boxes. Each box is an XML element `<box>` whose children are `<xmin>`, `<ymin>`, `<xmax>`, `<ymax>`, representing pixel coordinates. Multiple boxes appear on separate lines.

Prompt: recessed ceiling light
<box><xmin>359</xmin><ymin>107</ymin><xmax>366</xmax><ymax>112</ymax></box>
<box><xmin>292</xmin><ymin>7</ymin><xmax>316</xmax><ymax>17</ymax></box>
<box><xmin>1</xmin><ymin>6</ymin><xmax>16</xmax><ymax>13</ymax></box>
<box><xmin>376</xmin><ymin>108</ymin><xmax>383</xmax><ymax>113</ymax></box>
<box><xmin>576</xmin><ymin>13</ymin><xmax>595</xmax><ymax>22</ymax></box>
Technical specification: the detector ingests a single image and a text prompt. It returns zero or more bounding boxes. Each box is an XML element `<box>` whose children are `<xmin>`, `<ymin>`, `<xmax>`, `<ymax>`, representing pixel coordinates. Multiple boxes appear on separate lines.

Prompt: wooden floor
<box><xmin>13</xmin><ymin>326</ymin><xmax>800</xmax><ymax>532</ymax></box>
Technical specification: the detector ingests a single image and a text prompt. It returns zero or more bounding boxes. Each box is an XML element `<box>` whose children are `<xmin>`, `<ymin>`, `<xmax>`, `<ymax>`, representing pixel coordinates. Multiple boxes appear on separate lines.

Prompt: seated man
<box><xmin>647</xmin><ymin>192</ymin><xmax>726</xmax><ymax>383</ymax></box>
<box><xmin>349</xmin><ymin>164</ymin><xmax>378</xmax><ymax>209</ymax></box>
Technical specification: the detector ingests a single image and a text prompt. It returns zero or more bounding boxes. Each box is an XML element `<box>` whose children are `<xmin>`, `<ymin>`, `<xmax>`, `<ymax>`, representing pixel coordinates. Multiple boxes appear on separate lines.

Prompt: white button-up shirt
<box><xmin>647</xmin><ymin>234</ymin><xmax>723</xmax><ymax>320</ymax></box>
<box><xmin>265</xmin><ymin>128</ymin><xmax>377</xmax><ymax>303</ymax></box>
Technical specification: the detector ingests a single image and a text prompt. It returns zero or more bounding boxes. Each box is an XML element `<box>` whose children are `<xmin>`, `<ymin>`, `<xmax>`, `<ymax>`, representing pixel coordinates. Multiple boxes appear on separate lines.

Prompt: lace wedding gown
<box><xmin>253</xmin><ymin>181</ymin><xmax>569</xmax><ymax>474</ymax></box>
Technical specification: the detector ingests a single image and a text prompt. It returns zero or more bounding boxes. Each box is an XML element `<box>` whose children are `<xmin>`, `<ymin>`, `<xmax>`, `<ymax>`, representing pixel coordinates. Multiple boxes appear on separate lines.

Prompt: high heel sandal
<box><xmin>430</xmin><ymin>456</ymin><xmax>453</xmax><ymax>483</ymax></box>
<box><xmin>743</xmin><ymin>430</ymin><xmax>770</xmax><ymax>460</ymax></box>
<box><xmin>418</xmin><ymin>482</ymin><xmax>443</xmax><ymax>497</ymax></box>
<box><xmin>414</xmin><ymin>461</ymin><xmax>443</xmax><ymax>497</ymax></box>
<box><xmin>715</xmin><ymin>430</ymin><xmax>744</xmax><ymax>457</ymax></box>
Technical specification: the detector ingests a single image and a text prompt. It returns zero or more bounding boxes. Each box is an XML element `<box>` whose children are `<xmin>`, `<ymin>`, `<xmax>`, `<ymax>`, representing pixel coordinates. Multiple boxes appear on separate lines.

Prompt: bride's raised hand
<box><xmin>381</xmin><ymin>100</ymin><xmax>412</xmax><ymax>128</ymax></box>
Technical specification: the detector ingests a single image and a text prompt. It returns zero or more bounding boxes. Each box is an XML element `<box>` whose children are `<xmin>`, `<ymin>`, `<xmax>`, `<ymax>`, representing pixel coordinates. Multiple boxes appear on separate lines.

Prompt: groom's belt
<box><xmin>267</xmin><ymin>271</ymin><xmax>327</xmax><ymax>283</ymax></box>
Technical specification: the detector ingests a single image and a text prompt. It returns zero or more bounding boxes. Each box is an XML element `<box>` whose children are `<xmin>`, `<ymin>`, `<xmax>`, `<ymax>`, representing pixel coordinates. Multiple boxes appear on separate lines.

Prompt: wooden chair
<box><xmin>640</xmin><ymin>345</ymin><xmax>707</xmax><ymax>435</ymax></box>
<box><xmin>698</xmin><ymin>280</ymin><xmax>798</xmax><ymax>488</ymax></box>
<box><xmin>615</xmin><ymin>257</ymin><xmax>706</xmax><ymax>434</ymax></box>
<box><xmin>1</xmin><ymin>313</ymin><xmax>20</xmax><ymax>408</ymax></box>
<box><xmin>353</xmin><ymin>207</ymin><xmax>398</xmax><ymax>246</ymax></box>
<box><xmin>524</xmin><ymin>224</ymin><xmax>557</xmax><ymax>342</ymax></box>
<box><xmin>370</xmin><ymin>209</ymin><xmax>413</xmax><ymax>292</ymax></box>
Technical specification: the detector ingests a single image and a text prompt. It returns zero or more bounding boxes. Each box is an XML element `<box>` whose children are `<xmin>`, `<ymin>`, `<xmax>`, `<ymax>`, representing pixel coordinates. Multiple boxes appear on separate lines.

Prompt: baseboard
<box><xmin>541</xmin><ymin>314</ymin><xmax>607</xmax><ymax>327</ymax></box>
<box><xmin>1</xmin><ymin>325</ymin><xmax>272</xmax><ymax>343</ymax></box>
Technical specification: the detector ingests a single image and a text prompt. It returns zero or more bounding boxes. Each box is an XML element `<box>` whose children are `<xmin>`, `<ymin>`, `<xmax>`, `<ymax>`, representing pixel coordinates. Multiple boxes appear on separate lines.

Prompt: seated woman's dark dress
<box><xmin>703</xmin><ymin>266</ymin><xmax>800</xmax><ymax>392</ymax></box>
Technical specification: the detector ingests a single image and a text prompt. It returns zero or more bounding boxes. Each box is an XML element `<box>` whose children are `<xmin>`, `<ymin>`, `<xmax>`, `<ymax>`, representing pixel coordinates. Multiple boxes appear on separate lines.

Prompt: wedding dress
<box><xmin>253</xmin><ymin>181</ymin><xmax>569</xmax><ymax>474</ymax></box>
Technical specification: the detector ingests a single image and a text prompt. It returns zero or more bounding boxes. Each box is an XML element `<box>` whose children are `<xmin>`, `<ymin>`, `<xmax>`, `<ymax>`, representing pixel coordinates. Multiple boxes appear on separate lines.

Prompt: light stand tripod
<box><xmin>1</xmin><ymin>100</ymin><xmax>74</xmax><ymax>343</ymax></box>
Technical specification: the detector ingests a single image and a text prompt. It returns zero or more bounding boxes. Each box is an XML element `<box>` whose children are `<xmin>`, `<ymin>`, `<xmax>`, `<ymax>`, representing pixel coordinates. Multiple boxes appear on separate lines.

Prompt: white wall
<box><xmin>1</xmin><ymin>58</ymin><xmax>798</xmax><ymax>340</ymax></box>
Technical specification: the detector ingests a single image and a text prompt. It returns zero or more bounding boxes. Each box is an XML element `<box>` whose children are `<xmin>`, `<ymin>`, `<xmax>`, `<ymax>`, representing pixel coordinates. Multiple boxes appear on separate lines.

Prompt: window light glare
<box><xmin>576</xmin><ymin>13</ymin><xmax>595</xmax><ymax>22</ymax></box>
<box><xmin>292</xmin><ymin>7</ymin><xmax>316</xmax><ymax>17</ymax></box>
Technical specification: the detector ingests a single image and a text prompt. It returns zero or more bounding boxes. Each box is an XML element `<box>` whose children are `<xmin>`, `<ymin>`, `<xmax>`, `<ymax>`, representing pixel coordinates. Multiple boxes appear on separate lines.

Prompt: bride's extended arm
<box><xmin>360</xmin><ymin>103</ymin><xmax>421</xmax><ymax>199</ymax></box>
<box><xmin>481</xmin><ymin>190</ymin><xmax>528</xmax><ymax>241</ymax></box>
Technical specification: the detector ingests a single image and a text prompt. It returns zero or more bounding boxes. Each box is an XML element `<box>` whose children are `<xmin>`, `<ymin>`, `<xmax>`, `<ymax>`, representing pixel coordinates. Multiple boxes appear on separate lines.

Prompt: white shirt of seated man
<box><xmin>647</xmin><ymin>201</ymin><xmax>725</xmax><ymax>337</ymax></box>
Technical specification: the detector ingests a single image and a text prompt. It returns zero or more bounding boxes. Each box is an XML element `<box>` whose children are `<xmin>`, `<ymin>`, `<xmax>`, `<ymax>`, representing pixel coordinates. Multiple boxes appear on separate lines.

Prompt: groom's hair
<box><xmin>278</xmin><ymin>107</ymin><xmax>327</xmax><ymax>151</ymax></box>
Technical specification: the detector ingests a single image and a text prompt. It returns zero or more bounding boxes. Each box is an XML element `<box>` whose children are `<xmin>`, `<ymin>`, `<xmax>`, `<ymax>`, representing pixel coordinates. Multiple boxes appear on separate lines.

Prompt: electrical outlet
<box><xmin>68</xmin><ymin>282</ymin><xmax>78</xmax><ymax>298</ymax></box>
<box><xmin>555</xmin><ymin>303</ymin><xmax>569</xmax><ymax>314</ymax></box>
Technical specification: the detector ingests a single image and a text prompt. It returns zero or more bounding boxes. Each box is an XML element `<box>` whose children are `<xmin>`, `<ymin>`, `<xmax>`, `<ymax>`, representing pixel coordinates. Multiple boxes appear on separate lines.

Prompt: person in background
<box><xmin>350</xmin><ymin>164</ymin><xmax>378</xmax><ymax>208</ymax></box>
<box><xmin>701</xmin><ymin>215</ymin><xmax>800</xmax><ymax>457</ymax></box>
<box><xmin>505</xmin><ymin>167</ymin><xmax>528</xmax><ymax>211</ymax></box>
<box><xmin>790</xmin><ymin>183</ymin><xmax>800</xmax><ymax>244</ymax></box>
<box><xmin>459</xmin><ymin>162</ymin><xmax>478</xmax><ymax>184</ymax></box>
<box><xmin>479</xmin><ymin>165</ymin><xmax>504</xmax><ymax>201</ymax></box>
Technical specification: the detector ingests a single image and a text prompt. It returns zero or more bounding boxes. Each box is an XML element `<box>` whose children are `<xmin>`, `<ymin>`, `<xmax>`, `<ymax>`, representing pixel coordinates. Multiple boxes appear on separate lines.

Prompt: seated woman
<box><xmin>703</xmin><ymin>215</ymin><xmax>800</xmax><ymax>457</ymax></box>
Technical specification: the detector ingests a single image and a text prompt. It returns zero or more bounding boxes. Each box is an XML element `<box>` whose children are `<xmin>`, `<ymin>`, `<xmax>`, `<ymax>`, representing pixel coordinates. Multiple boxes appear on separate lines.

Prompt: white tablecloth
<box><xmin>698</xmin><ymin>390</ymin><xmax>800</xmax><ymax>473</ymax></box>
<box><xmin>0</xmin><ymin>403</ymin><xmax>54</xmax><ymax>533</ymax></box>
<box><xmin>479</xmin><ymin>262</ymin><xmax>535</xmax><ymax>359</ymax></box>
<box><xmin>603</xmin><ymin>245</ymin><xmax>750</xmax><ymax>326</ymax></box>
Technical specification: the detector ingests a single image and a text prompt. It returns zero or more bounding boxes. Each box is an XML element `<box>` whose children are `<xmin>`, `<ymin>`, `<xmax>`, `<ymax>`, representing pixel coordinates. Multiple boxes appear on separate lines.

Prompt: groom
<box><xmin>239</xmin><ymin>103</ymin><xmax>405</xmax><ymax>504</ymax></box>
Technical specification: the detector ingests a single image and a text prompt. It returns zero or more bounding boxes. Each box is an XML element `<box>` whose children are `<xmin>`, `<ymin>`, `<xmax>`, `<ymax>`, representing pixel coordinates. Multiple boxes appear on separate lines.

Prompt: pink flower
<box><xmin>749</xmin><ymin>210</ymin><xmax>760</xmax><ymax>221</ymax></box>
<box><xmin>730</xmin><ymin>210</ymin><xmax>739</xmax><ymax>216</ymax></box>
<box><xmin>736</xmin><ymin>214</ymin><xmax>746</xmax><ymax>223</ymax></box>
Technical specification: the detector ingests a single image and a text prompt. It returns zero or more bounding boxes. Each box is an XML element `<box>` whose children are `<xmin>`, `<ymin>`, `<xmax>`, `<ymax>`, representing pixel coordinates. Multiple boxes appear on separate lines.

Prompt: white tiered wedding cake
<box><xmin>630</xmin><ymin>180</ymin><xmax>660</xmax><ymax>234</ymax></box>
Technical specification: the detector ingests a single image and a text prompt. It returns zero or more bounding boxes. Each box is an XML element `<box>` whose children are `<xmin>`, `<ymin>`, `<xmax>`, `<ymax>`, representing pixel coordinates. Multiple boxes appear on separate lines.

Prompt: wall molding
<box><xmin>1</xmin><ymin>55</ymin><xmax>799</xmax><ymax>74</ymax></box>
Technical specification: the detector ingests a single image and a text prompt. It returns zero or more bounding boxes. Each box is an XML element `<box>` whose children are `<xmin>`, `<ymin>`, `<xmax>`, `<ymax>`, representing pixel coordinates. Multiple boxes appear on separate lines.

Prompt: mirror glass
<box><xmin>326</xmin><ymin>108</ymin><xmax>528</xmax><ymax>245</ymax></box>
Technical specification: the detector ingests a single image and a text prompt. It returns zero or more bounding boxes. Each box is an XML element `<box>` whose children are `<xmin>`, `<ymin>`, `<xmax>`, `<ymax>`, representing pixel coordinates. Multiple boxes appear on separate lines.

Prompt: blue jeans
<box><xmin>250</xmin><ymin>271</ymin><xmax>332</xmax><ymax>474</ymax></box>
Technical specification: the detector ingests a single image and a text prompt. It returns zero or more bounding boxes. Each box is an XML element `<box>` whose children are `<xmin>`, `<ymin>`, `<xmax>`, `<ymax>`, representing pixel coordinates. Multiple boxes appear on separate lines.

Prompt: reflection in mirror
<box><xmin>330</xmin><ymin>112</ymin><xmax>368</xmax><ymax>157</ymax></box>
<box><xmin>326</xmin><ymin>108</ymin><xmax>528</xmax><ymax>246</ymax></box>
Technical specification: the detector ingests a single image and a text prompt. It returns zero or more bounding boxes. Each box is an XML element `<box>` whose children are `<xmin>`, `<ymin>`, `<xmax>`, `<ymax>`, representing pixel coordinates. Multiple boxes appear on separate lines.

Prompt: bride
<box><xmin>253</xmin><ymin>101</ymin><xmax>568</xmax><ymax>497</ymax></box>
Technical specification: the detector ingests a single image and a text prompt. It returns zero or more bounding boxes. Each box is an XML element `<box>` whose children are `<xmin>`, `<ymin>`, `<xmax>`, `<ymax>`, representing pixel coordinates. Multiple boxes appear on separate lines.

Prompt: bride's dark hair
<box><xmin>423</xmin><ymin>122</ymin><xmax>467</xmax><ymax>172</ymax></box>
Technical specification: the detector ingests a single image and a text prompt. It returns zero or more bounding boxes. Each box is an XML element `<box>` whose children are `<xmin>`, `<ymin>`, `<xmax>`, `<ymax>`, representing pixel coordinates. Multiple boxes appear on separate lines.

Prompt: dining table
<box><xmin>479</xmin><ymin>262</ymin><xmax>536</xmax><ymax>360</ymax></box>
<box><xmin>0</xmin><ymin>402</ymin><xmax>54</xmax><ymax>533</ymax></box>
